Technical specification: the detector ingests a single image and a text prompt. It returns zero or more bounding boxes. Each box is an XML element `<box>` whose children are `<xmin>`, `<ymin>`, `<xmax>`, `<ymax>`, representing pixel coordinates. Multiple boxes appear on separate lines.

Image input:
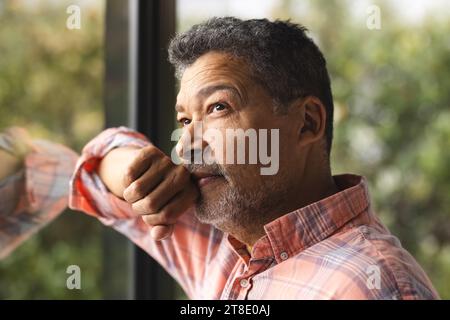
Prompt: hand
<box><xmin>122</xmin><ymin>145</ymin><xmax>199</xmax><ymax>240</ymax></box>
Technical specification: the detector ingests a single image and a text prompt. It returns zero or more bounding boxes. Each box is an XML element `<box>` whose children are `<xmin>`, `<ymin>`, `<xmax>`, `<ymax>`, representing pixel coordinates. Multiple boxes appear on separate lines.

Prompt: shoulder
<box><xmin>296</xmin><ymin>225</ymin><xmax>439</xmax><ymax>299</ymax></box>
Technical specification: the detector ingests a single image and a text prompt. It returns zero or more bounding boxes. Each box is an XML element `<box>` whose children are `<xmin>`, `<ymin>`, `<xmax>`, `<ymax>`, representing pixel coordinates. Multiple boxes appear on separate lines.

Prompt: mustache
<box><xmin>184</xmin><ymin>162</ymin><xmax>227</xmax><ymax>177</ymax></box>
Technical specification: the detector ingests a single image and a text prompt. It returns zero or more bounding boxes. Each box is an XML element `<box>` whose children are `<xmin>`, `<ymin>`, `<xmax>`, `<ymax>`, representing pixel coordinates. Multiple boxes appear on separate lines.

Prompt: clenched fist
<box><xmin>99</xmin><ymin>145</ymin><xmax>199</xmax><ymax>241</ymax></box>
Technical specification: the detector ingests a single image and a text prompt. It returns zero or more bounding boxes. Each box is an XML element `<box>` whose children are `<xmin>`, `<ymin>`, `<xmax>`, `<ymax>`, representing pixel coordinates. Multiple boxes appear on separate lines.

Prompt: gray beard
<box><xmin>194</xmin><ymin>175</ymin><xmax>290</xmax><ymax>234</ymax></box>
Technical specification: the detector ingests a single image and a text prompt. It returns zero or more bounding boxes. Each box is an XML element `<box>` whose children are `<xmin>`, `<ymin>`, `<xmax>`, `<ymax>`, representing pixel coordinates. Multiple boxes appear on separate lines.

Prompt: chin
<box><xmin>194</xmin><ymin>188</ymin><xmax>235</xmax><ymax>226</ymax></box>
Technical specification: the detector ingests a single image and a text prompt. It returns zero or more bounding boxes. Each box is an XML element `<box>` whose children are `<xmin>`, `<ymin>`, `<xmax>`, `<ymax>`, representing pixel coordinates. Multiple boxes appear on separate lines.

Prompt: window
<box><xmin>0</xmin><ymin>0</ymin><xmax>105</xmax><ymax>299</ymax></box>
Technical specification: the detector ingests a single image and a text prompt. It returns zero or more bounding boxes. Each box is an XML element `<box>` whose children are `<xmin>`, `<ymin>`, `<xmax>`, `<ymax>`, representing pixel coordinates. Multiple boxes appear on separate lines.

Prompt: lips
<box><xmin>192</xmin><ymin>171</ymin><xmax>224</xmax><ymax>188</ymax></box>
<box><xmin>197</xmin><ymin>175</ymin><xmax>223</xmax><ymax>187</ymax></box>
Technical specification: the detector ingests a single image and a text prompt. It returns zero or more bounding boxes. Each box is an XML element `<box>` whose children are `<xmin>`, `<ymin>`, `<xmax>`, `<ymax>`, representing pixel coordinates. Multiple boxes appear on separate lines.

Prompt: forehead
<box><xmin>178</xmin><ymin>52</ymin><xmax>252</xmax><ymax>96</ymax></box>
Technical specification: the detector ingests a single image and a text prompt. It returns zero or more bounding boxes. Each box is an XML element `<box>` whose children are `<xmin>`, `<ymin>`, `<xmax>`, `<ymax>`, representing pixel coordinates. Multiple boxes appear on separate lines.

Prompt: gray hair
<box><xmin>168</xmin><ymin>17</ymin><xmax>334</xmax><ymax>154</ymax></box>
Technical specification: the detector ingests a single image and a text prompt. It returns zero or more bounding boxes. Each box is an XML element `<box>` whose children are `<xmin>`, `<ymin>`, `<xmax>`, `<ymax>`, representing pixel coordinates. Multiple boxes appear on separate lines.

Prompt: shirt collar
<box><xmin>227</xmin><ymin>174</ymin><xmax>372</xmax><ymax>264</ymax></box>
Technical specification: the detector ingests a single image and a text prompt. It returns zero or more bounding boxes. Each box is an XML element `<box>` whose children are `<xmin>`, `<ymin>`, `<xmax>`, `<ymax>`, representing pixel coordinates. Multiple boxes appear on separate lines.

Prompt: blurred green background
<box><xmin>0</xmin><ymin>0</ymin><xmax>449</xmax><ymax>298</ymax></box>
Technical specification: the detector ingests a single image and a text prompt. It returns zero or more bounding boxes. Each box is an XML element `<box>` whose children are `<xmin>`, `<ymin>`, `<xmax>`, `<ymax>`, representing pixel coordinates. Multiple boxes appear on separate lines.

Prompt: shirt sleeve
<box><xmin>68</xmin><ymin>126</ymin><xmax>224</xmax><ymax>298</ymax></box>
<box><xmin>0</xmin><ymin>136</ymin><xmax>79</xmax><ymax>260</ymax></box>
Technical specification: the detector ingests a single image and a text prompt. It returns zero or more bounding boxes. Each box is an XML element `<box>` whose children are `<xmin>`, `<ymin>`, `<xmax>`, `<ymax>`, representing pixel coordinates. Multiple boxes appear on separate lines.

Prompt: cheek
<box><xmin>202</xmin><ymin>118</ymin><xmax>243</xmax><ymax>164</ymax></box>
<box><xmin>222</xmin><ymin>164</ymin><xmax>263</xmax><ymax>190</ymax></box>
<box><xmin>202</xmin><ymin>114</ymin><xmax>284</xmax><ymax>168</ymax></box>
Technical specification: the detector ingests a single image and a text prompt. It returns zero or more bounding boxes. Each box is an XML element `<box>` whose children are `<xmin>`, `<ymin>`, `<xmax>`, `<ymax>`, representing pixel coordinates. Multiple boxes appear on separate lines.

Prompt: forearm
<box><xmin>98</xmin><ymin>146</ymin><xmax>140</xmax><ymax>199</ymax></box>
<box><xmin>0</xmin><ymin>130</ymin><xmax>78</xmax><ymax>260</ymax></box>
<box><xmin>69</xmin><ymin>127</ymin><xmax>217</xmax><ymax>297</ymax></box>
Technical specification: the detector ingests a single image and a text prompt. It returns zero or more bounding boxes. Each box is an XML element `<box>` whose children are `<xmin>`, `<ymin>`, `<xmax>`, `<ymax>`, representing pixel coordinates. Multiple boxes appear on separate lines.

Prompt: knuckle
<box><xmin>131</xmin><ymin>180</ymin><xmax>145</xmax><ymax>197</ymax></box>
<box><xmin>160</xmin><ymin>209</ymin><xmax>177</xmax><ymax>224</ymax></box>
<box><xmin>142</xmin><ymin>145</ymin><xmax>156</xmax><ymax>155</ymax></box>
<box><xmin>142</xmin><ymin>214</ymin><xmax>156</xmax><ymax>225</ymax></box>
<box><xmin>144</xmin><ymin>196</ymin><xmax>159</xmax><ymax>213</ymax></box>
<box><xmin>132</xmin><ymin>202</ymin><xmax>145</xmax><ymax>214</ymax></box>
<box><xmin>134</xmin><ymin>149</ymin><xmax>146</xmax><ymax>162</ymax></box>
<box><xmin>142</xmin><ymin>213</ymin><xmax>166</xmax><ymax>226</ymax></box>
<box><xmin>136</xmin><ymin>146</ymin><xmax>155</xmax><ymax>163</ymax></box>
<box><xmin>143</xmin><ymin>145</ymin><xmax>162</xmax><ymax>160</ymax></box>
<box><xmin>161</xmin><ymin>156</ymin><xmax>172</xmax><ymax>168</ymax></box>
<box><xmin>142</xmin><ymin>209</ymin><xmax>178</xmax><ymax>226</ymax></box>
<box><xmin>176</xmin><ymin>166</ymin><xmax>190</xmax><ymax>183</ymax></box>
<box><xmin>123</xmin><ymin>168</ymin><xmax>135</xmax><ymax>186</ymax></box>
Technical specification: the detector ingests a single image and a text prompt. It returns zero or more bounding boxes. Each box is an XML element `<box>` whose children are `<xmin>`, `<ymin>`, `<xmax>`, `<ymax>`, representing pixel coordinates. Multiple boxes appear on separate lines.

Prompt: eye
<box><xmin>178</xmin><ymin>118</ymin><xmax>191</xmax><ymax>126</ymax></box>
<box><xmin>211</xmin><ymin>103</ymin><xmax>228</xmax><ymax>113</ymax></box>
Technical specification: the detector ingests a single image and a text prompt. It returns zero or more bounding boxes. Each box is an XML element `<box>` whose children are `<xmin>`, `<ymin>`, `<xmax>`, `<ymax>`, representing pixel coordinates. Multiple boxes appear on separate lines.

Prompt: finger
<box><xmin>150</xmin><ymin>224</ymin><xmax>174</xmax><ymax>241</ymax></box>
<box><xmin>141</xmin><ymin>186</ymin><xmax>198</xmax><ymax>226</ymax></box>
<box><xmin>131</xmin><ymin>165</ymin><xmax>191</xmax><ymax>214</ymax></box>
<box><xmin>123</xmin><ymin>157</ymin><xmax>172</xmax><ymax>203</ymax></box>
<box><xmin>123</xmin><ymin>145</ymin><xmax>160</xmax><ymax>187</ymax></box>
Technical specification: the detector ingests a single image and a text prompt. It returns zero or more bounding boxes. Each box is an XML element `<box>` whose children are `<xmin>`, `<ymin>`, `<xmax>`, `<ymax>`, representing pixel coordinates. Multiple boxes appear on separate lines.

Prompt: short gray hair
<box><xmin>168</xmin><ymin>17</ymin><xmax>334</xmax><ymax>154</ymax></box>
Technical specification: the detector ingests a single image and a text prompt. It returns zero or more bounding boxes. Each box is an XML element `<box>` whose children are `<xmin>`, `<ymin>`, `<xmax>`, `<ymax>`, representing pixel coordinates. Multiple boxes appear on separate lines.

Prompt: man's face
<box><xmin>175</xmin><ymin>52</ymin><xmax>302</xmax><ymax>229</ymax></box>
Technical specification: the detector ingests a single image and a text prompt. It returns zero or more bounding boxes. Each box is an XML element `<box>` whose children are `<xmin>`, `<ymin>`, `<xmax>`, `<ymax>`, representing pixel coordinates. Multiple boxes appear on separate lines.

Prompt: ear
<box><xmin>292</xmin><ymin>96</ymin><xmax>327</xmax><ymax>147</ymax></box>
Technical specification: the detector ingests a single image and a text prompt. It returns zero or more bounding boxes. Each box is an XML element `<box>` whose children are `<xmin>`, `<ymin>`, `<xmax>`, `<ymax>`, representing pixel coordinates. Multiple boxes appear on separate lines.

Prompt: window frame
<box><xmin>104</xmin><ymin>0</ymin><xmax>177</xmax><ymax>300</ymax></box>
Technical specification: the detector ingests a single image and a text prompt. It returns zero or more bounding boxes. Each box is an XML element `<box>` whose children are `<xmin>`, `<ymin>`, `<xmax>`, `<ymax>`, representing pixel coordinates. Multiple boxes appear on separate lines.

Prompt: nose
<box><xmin>176</xmin><ymin>121</ymin><xmax>209</xmax><ymax>164</ymax></box>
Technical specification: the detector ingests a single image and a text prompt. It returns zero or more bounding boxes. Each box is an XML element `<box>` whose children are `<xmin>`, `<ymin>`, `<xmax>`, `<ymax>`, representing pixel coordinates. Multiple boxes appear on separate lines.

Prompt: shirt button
<box><xmin>240</xmin><ymin>279</ymin><xmax>249</xmax><ymax>288</ymax></box>
<box><xmin>280</xmin><ymin>251</ymin><xmax>289</xmax><ymax>261</ymax></box>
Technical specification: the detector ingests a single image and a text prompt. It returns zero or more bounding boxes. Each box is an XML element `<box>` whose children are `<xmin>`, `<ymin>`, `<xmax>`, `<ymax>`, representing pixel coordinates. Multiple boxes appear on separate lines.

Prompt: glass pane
<box><xmin>0</xmin><ymin>0</ymin><xmax>105</xmax><ymax>299</ymax></box>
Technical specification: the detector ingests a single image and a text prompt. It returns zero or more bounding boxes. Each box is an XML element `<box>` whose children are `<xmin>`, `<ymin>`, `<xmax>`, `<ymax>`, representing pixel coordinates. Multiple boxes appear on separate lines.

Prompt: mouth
<box><xmin>192</xmin><ymin>172</ymin><xmax>225</xmax><ymax>188</ymax></box>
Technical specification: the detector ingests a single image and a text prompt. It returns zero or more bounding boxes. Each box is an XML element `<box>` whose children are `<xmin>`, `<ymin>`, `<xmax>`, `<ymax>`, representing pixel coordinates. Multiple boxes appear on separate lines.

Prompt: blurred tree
<box><xmin>0</xmin><ymin>0</ymin><xmax>104</xmax><ymax>150</ymax></box>
<box><xmin>0</xmin><ymin>0</ymin><xmax>105</xmax><ymax>298</ymax></box>
<box><xmin>0</xmin><ymin>0</ymin><xmax>448</xmax><ymax>299</ymax></box>
<box><xmin>271</xmin><ymin>0</ymin><xmax>450</xmax><ymax>298</ymax></box>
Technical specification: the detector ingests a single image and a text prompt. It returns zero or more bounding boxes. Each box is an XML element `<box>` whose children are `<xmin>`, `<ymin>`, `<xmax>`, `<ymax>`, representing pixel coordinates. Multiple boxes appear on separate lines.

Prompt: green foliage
<box><xmin>0</xmin><ymin>0</ymin><xmax>104</xmax><ymax>299</ymax></box>
<box><xmin>0</xmin><ymin>0</ymin><xmax>449</xmax><ymax>299</ymax></box>
<box><xmin>278</xmin><ymin>0</ymin><xmax>450</xmax><ymax>298</ymax></box>
<box><xmin>0</xmin><ymin>0</ymin><xmax>104</xmax><ymax>150</ymax></box>
<box><xmin>0</xmin><ymin>213</ymin><xmax>103</xmax><ymax>299</ymax></box>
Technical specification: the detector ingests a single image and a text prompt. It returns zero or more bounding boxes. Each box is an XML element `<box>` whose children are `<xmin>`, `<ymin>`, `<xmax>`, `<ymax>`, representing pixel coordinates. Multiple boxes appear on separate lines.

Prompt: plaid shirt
<box><xmin>0</xmin><ymin>134</ymin><xmax>78</xmax><ymax>259</ymax></box>
<box><xmin>68</xmin><ymin>127</ymin><xmax>439</xmax><ymax>300</ymax></box>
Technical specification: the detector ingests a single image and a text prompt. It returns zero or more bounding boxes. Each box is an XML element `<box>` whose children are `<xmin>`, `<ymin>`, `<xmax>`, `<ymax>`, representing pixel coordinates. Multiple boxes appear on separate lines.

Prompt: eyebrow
<box><xmin>175</xmin><ymin>84</ymin><xmax>244</xmax><ymax>112</ymax></box>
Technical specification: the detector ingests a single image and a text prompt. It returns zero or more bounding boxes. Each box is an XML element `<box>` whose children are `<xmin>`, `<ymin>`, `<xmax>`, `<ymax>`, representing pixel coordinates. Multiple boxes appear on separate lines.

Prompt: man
<box><xmin>69</xmin><ymin>18</ymin><xmax>438</xmax><ymax>299</ymax></box>
<box><xmin>1</xmin><ymin>17</ymin><xmax>439</xmax><ymax>299</ymax></box>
